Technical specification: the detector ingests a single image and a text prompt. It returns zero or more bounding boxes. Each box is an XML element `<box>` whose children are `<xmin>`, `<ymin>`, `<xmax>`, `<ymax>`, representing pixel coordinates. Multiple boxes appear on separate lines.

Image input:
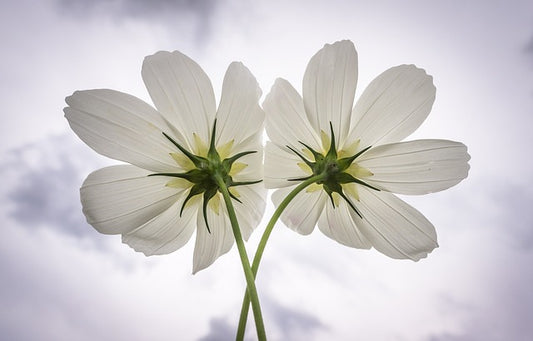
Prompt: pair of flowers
<box><xmin>65</xmin><ymin>39</ymin><xmax>469</xmax><ymax>338</ymax></box>
<box><xmin>65</xmin><ymin>39</ymin><xmax>470</xmax><ymax>272</ymax></box>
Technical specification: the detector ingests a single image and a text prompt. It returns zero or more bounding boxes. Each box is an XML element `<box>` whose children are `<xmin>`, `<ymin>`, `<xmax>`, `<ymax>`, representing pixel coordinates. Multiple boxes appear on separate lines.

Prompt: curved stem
<box><xmin>236</xmin><ymin>175</ymin><xmax>325</xmax><ymax>341</ymax></box>
<box><xmin>214</xmin><ymin>176</ymin><xmax>267</xmax><ymax>341</ymax></box>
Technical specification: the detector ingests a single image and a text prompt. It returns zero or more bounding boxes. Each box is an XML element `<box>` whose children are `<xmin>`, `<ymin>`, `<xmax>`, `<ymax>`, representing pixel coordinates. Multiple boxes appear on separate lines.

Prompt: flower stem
<box><xmin>214</xmin><ymin>175</ymin><xmax>267</xmax><ymax>341</ymax></box>
<box><xmin>236</xmin><ymin>175</ymin><xmax>325</xmax><ymax>341</ymax></box>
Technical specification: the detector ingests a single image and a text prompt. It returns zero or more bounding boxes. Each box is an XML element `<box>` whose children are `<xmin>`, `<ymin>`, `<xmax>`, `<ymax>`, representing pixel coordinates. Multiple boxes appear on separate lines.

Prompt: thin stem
<box><xmin>214</xmin><ymin>175</ymin><xmax>267</xmax><ymax>341</ymax></box>
<box><xmin>236</xmin><ymin>175</ymin><xmax>325</xmax><ymax>341</ymax></box>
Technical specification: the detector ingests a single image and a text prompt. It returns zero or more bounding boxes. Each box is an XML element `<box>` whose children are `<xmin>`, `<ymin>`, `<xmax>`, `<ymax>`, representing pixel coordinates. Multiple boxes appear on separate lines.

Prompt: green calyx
<box><xmin>288</xmin><ymin>122</ymin><xmax>379</xmax><ymax>218</ymax></box>
<box><xmin>149</xmin><ymin>119</ymin><xmax>261</xmax><ymax>233</ymax></box>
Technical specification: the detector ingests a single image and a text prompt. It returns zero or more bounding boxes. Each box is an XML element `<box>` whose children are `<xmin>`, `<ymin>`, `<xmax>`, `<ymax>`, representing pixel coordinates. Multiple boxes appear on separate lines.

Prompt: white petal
<box><xmin>193</xmin><ymin>202</ymin><xmax>234</xmax><ymax>274</ymax></box>
<box><xmin>216</xmin><ymin>62</ymin><xmax>264</xmax><ymax>147</ymax></box>
<box><xmin>64</xmin><ymin>89</ymin><xmax>178</xmax><ymax>172</ymax></box>
<box><xmin>233</xmin><ymin>183</ymin><xmax>267</xmax><ymax>241</ymax></box>
<box><xmin>264</xmin><ymin>142</ymin><xmax>309</xmax><ymax>189</ymax></box>
<box><xmin>358</xmin><ymin>140</ymin><xmax>471</xmax><ymax>194</ymax></box>
<box><xmin>354</xmin><ymin>187</ymin><xmax>438</xmax><ymax>261</ymax></box>
<box><xmin>80</xmin><ymin>165</ymin><xmax>183</xmax><ymax>235</ymax></box>
<box><xmin>272</xmin><ymin>185</ymin><xmax>327</xmax><ymax>235</ymax></box>
<box><xmin>303</xmin><ymin>40</ymin><xmax>358</xmax><ymax>145</ymax></box>
<box><xmin>142</xmin><ymin>50</ymin><xmax>216</xmax><ymax>149</ymax></box>
<box><xmin>318</xmin><ymin>200</ymin><xmax>372</xmax><ymax>249</ymax></box>
<box><xmin>121</xmin><ymin>196</ymin><xmax>196</xmax><ymax>256</ymax></box>
<box><xmin>264</xmin><ymin>78</ymin><xmax>322</xmax><ymax>151</ymax></box>
<box><xmin>348</xmin><ymin>65</ymin><xmax>436</xmax><ymax>147</ymax></box>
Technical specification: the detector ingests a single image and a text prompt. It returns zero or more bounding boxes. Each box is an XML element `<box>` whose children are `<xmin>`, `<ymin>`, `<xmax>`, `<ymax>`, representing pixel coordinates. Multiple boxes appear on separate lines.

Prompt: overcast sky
<box><xmin>1</xmin><ymin>0</ymin><xmax>533</xmax><ymax>340</ymax></box>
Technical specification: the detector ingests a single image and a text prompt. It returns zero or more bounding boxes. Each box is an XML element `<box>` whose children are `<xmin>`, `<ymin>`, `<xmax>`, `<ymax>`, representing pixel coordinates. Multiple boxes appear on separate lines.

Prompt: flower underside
<box><xmin>149</xmin><ymin>119</ymin><xmax>261</xmax><ymax>233</ymax></box>
<box><xmin>287</xmin><ymin>122</ymin><xmax>380</xmax><ymax>218</ymax></box>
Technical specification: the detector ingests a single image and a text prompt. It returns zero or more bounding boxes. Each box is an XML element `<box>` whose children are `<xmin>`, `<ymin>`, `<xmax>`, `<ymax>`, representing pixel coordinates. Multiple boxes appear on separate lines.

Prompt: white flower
<box><xmin>65</xmin><ymin>50</ymin><xmax>266</xmax><ymax>273</ymax></box>
<box><xmin>263</xmin><ymin>40</ymin><xmax>470</xmax><ymax>261</ymax></box>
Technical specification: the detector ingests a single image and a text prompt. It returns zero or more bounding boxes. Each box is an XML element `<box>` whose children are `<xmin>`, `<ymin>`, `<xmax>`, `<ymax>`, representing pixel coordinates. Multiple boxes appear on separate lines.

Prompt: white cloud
<box><xmin>0</xmin><ymin>221</ymin><xmax>229</xmax><ymax>340</ymax></box>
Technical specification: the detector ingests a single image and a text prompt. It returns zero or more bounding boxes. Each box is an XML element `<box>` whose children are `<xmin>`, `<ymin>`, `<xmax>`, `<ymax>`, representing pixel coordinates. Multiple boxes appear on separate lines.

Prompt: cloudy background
<box><xmin>1</xmin><ymin>0</ymin><xmax>532</xmax><ymax>340</ymax></box>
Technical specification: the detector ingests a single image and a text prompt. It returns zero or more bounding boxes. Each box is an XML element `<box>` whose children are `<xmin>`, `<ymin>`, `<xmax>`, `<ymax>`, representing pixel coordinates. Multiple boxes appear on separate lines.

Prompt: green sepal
<box><xmin>335</xmin><ymin>172</ymin><xmax>380</xmax><ymax>191</ymax></box>
<box><xmin>323</xmin><ymin>179</ymin><xmax>363</xmax><ymax>218</ymax></box>
<box><xmin>222</xmin><ymin>151</ymin><xmax>257</xmax><ymax>172</ymax></box>
<box><xmin>230</xmin><ymin>179</ymin><xmax>263</xmax><ymax>187</ymax></box>
<box><xmin>325</xmin><ymin>122</ymin><xmax>337</xmax><ymax>159</ymax></box>
<box><xmin>180</xmin><ymin>184</ymin><xmax>205</xmax><ymax>216</ymax></box>
<box><xmin>162</xmin><ymin>132</ymin><xmax>207</xmax><ymax>168</ymax></box>
<box><xmin>147</xmin><ymin>172</ymin><xmax>191</xmax><ymax>179</ymax></box>
<box><xmin>337</xmin><ymin>190</ymin><xmax>362</xmax><ymax>218</ymax></box>
<box><xmin>286</xmin><ymin>145</ymin><xmax>314</xmax><ymax>168</ymax></box>
<box><xmin>207</xmin><ymin>119</ymin><xmax>220</xmax><ymax>161</ymax></box>
<box><xmin>298</xmin><ymin>141</ymin><xmax>323</xmax><ymax>162</ymax></box>
<box><xmin>229</xmin><ymin>191</ymin><xmax>243</xmax><ymax>204</ymax></box>
<box><xmin>335</xmin><ymin>172</ymin><xmax>357</xmax><ymax>184</ymax></box>
<box><xmin>202</xmin><ymin>188</ymin><xmax>218</xmax><ymax>234</ymax></box>
<box><xmin>148</xmin><ymin>169</ymin><xmax>210</xmax><ymax>184</ymax></box>
<box><xmin>337</xmin><ymin>145</ymin><xmax>372</xmax><ymax>171</ymax></box>
<box><xmin>287</xmin><ymin>175</ymin><xmax>313</xmax><ymax>182</ymax></box>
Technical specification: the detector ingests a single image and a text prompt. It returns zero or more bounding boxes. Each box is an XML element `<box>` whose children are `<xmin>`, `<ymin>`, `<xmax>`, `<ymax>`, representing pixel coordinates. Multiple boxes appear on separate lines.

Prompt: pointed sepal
<box><xmin>163</xmin><ymin>132</ymin><xmax>207</xmax><ymax>168</ymax></box>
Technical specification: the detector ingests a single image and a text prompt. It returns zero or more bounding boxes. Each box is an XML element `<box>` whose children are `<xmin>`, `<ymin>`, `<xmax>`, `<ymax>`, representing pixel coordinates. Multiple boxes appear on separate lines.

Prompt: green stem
<box><xmin>214</xmin><ymin>175</ymin><xmax>267</xmax><ymax>341</ymax></box>
<box><xmin>236</xmin><ymin>175</ymin><xmax>325</xmax><ymax>341</ymax></box>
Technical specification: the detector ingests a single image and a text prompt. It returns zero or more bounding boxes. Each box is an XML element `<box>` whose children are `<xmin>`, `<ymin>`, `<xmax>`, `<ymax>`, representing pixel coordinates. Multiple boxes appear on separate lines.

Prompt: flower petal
<box><xmin>318</xmin><ymin>200</ymin><xmax>372</xmax><ymax>249</ymax></box>
<box><xmin>142</xmin><ymin>50</ymin><xmax>216</xmax><ymax>149</ymax></box>
<box><xmin>80</xmin><ymin>165</ymin><xmax>184</xmax><ymax>235</ymax></box>
<box><xmin>272</xmin><ymin>185</ymin><xmax>327</xmax><ymax>235</ymax></box>
<box><xmin>216</xmin><ymin>62</ymin><xmax>265</xmax><ymax>147</ymax></box>
<box><xmin>358</xmin><ymin>139</ymin><xmax>470</xmax><ymax>194</ymax></box>
<box><xmin>192</xmin><ymin>200</ymin><xmax>234</xmax><ymax>274</ymax></box>
<box><xmin>348</xmin><ymin>65</ymin><xmax>436</xmax><ymax>147</ymax></box>
<box><xmin>233</xmin><ymin>183</ymin><xmax>267</xmax><ymax>241</ymax></box>
<box><xmin>264</xmin><ymin>142</ymin><xmax>309</xmax><ymax>188</ymax></box>
<box><xmin>354</xmin><ymin>187</ymin><xmax>438</xmax><ymax>261</ymax></box>
<box><xmin>303</xmin><ymin>40</ymin><xmax>358</xmax><ymax>145</ymax></box>
<box><xmin>64</xmin><ymin>89</ymin><xmax>178</xmax><ymax>172</ymax></box>
<box><xmin>121</xmin><ymin>196</ymin><xmax>196</xmax><ymax>256</ymax></box>
<box><xmin>264</xmin><ymin>78</ymin><xmax>322</xmax><ymax>151</ymax></box>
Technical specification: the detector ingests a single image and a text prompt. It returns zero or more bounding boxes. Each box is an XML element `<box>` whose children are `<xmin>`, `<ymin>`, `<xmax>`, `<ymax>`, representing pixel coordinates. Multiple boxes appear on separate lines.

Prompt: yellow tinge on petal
<box><xmin>331</xmin><ymin>192</ymin><xmax>341</xmax><ymax>207</ymax></box>
<box><xmin>338</xmin><ymin>139</ymin><xmax>360</xmax><ymax>158</ymax></box>
<box><xmin>320</xmin><ymin>130</ymin><xmax>330</xmax><ymax>153</ymax></box>
<box><xmin>170</xmin><ymin>152</ymin><xmax>195</xmax><ymax>170</ymax></box>
<box><xmin>230</xmin><ymin>162</ymin><xmax>248</xmax><ymax>176</ymax></box>
<box><xmin>183</xmin><ymin>192</ymin><xmax>201</xmax><ymax>210</ymax></box>
<box><xmin>343</xmin><ymin>182</ymin><xmax>360</xmax><ymax>202</ymax></box>
<box><xmin>208</xmin><ymin>193</ymin><xmax>221</xmax><ymax>215</ymax></box>
<box><xmin>297</xmin><ymin>162</ymin><xmax>312</xmax><ymax>175</ymax></box>
<box><xmin>302</xmin><ymin>148</ymin><xmax>314</xmax><ymax>161</ymax></box>
<box><xmin>347</xmin><ymin>163</ymin><xmax>373</xmax><ymax>178</ymax></box>
<box><xmin>217</xmin><ymin>139</ymin><xmax>234</xmax><ymax>159</ymax></box>
<box><xmin>306</xmin><ymin>183</ymin><xmax>322</xmax><ymax>193</ymax></box>
<box><xmin>193</xmin><ymin>133</ymin><xmax>208</xmax><ymax>156</ymax></box>
<box><xmin>165</xmin><ymin>178</ymin><xmax>191</xmax><ymax>189</ymax></box>
<box><xmin>229</xmin><ymin>187</ymin><xmax>241</xmax><ymax>199</ymax></box>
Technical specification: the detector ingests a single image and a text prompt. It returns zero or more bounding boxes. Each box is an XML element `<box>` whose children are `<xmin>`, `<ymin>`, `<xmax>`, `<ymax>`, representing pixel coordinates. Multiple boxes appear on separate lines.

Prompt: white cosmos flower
<box><xmin>65</xmin><ymin>50</ymin><xmax>266</xmax><ymax>273</ymax></box>
<box><xmin>264</xmin><ymin>40</ymin><xmax>470</xmax><ymax>261</ymax></box>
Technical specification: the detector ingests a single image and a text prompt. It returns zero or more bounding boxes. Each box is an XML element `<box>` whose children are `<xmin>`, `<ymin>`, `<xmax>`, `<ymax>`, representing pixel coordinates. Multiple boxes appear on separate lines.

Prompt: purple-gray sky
<box><xmin>1</xmin><ymin>0</ymin><xmax>533</xmax><ymax>340</ymax></box>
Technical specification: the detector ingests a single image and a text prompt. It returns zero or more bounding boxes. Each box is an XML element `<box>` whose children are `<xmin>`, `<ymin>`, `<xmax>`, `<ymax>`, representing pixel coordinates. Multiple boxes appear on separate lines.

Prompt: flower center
<box><xmin>287</xmin><ymin>122</ymin><xmax>379</xmax><ymax>217</ymax></box>
<box><xmin>149</xmin><ymin>119</ymin><xmax>261</xmax><ymax>233</ymax></box>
